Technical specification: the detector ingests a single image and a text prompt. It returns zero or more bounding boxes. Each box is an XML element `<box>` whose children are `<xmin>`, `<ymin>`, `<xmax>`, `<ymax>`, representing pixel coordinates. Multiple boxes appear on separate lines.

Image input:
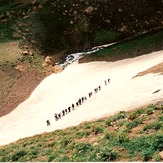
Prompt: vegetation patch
<box><xmin>0</xmin><ymin>105</ymin><xmax>162</xmax><ymax>162</ymax></box>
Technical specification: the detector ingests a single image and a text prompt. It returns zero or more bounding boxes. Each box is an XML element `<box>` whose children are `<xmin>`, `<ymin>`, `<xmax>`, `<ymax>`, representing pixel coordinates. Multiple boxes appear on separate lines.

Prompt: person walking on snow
<box><xmin>46</xmin><ymin>120</ymin><xmax>50</xmax><ymax>126</ymax></box>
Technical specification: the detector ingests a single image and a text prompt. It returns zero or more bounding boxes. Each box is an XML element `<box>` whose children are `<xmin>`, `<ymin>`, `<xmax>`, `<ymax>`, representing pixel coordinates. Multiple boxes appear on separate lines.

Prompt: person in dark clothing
<box><xmin>108</xmin><ymin>78</ymin><xmax>110</xmax><ymax>83</ymax></box>
<box><xmin>89</xmin><ymin>92</ymin><xmax>93</xmax><ymax>98</ymax></box>
<box><xmin>82</xmin><ymin>97</ymin><xmax>84</xmax><ymax>103</ymax></box>
<box><xmin>65</xmin><ymin>109</ymin><xmax>68</xmax><ymax>114</ymax></box>
<box><xmin>62</xmin><ymin>110</ymin><xmax>65</xmax><ymax>116</ymax></box>
<box><xmin>72</xmin><ymin>104</ymin><xmax>75</xmax><ymax>110</ymax></box>
<box><xmin>58</xmin><ymin>113</ymin><xmax>61</xmax><ymax>119</ymax></box>
<box><xmin>68</xmin><ymin>107</ymin><xmax>71</xmax><ymax>112</ymax></box>
<box><xmin>78</xmin><ymin>98</ymin><xmax>82</xmax><ymax>105</ymax></box>
<box><xmin>76</xmin><ymin>102</ymin><xmax>79</xmax><ymax>107</ymax></box>
<box><xmin>99</xmin><ymin>86</ymin><xmax>101</xmax><ymax>91</ymax></box>
<box><xmin>46</xmin><ymin>120</ymin><xmax>50</xmax><ymax>126</ymax></box>
<box><xmin>94</xmin><ymin>88</ymin><xmax>98</xmax><ymax>93</ymax></box>
<box><xmin>54</xmin><ymin>113</ymin><xmax>58</xmax><ymax>121</ymax></box>
<box><xmin>89</xmin><ymin>92</ymin><xmax>91</xmax><ymax>97</ymax></box>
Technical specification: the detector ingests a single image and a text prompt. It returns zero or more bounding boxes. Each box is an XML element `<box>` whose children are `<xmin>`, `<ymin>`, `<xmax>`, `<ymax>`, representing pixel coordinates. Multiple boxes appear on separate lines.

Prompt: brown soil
<box><xmin>0</xmin><ymin>63</ymin><xmax>47</xmax><ymax>117</ymax></box>
<box><xmin>133</xmin><ymin>62</ymin><xmax>163</xmax><ymax>78</ymax></box>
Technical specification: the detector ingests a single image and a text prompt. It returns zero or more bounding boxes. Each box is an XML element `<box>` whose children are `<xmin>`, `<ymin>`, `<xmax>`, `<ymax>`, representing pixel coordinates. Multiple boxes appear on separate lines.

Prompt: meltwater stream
<box><xmin>57</xmin><ymin>42</ymin><xmax>116</xmax><ymax>69</ymax></box>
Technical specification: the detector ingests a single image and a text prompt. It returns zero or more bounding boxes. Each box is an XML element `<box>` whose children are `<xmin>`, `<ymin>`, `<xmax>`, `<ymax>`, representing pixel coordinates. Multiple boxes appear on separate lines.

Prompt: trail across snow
<box><xmin>0</xmin><ymin>50</ymin><xmax>163</xmax><ymax>146</ymax></box>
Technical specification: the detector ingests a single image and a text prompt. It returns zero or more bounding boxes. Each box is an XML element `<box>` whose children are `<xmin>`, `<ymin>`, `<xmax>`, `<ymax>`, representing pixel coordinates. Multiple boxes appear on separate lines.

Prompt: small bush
<box><xmin>142</xmin><ymin>149</ymin><xmax>153</xmax><ymax>161</ymax></box>
<box><xmin>0</xmin><ymin>156</ymin><xmax>10</xmax><ymax>162</ymax></box>
<box><xmin>11</xmin><ymin>150</ymin><xmax>27</xmax><ymax>161</ymax></box>
<box><xmin>48</xmin><ymin>155</ymin><xmax>55</xmax><ymax>162</ymax></box>
<box><xmin>84</xmin><ymin>131</ymin><xmax>90</xmax><ymax>137</ymax></box>
<box><xmin>153</xmin><ymin>134</ymin><xmax>163</xmax><ymax>151</ymax></box>
<box><xmin>124</xmin><ymin>134</ymin><xmax>163</xmax><ymax>160</ymax></box>
<box><xmin>98</xmin><ymin>147</ymin><xmax>119</xmax><ymax>161</ymax></box>
<box><xmin>116</xmin><ymin>120</ymin><xmax>127</xmax><ymax>127</ymax></box>
<box><xmin>158</xmin><ymin>116</ymin><xmax>163</xmax><ymax>121</ymax></box>
<box><xmin>84</xmin><ymin>124</ymin><xmax>91</xmax><ymax>129</ymax></box>
<box><xmin>61</xmin><ymin>139</ymin><xmax>71</xmax><ymax>147</ymax></box>
<box><xmin>128</xmin><ymin>112</ymin><xmax>137</xmax><ymax>120</ymax></box>
<box><xmin>74</xmin><ymin>142</ymin><xmax>91</xmax><ymax>155</ymax></box>
<box><xmin>104</xmin><ymin>132</ymin><xmax>116</xmax><ymax>141</ymax></box>
<box><xmin>153</xmin><ymin>153</ymin><xmax>161</xmax><ymax>162</ymax></box>
<box><xmin>143</xmin><ymin>122</ymin><xmax>162</xmax><ymax>131</ymax></box>
<box><xmin>95</xmin><ymin>127</ymin><xmax>103</xmax><ymax>135</ymax></box>
<box><xmin>112</xmin><ymin>111</ymin><xmax>127</xmax><ymax>121</ymax></box>
<box><xmin>116</xmin><ymin>133</ymin><xmax>129</xmax><ymax>144</ymax></box>
<box><xmin>126</xmin><ymin>119</ymin><xmax>142</xmax><ymax>129</ymax></box>
<box><xmin>105</xmin><ymin>119</ymin><xmax>112</xmax><ymax>126</ymax></box>
<box><xmin>135</xmin><ymin>108</ymin><xmax>145</xmax><ymax>115</ymax></box>
<box><xmin>146</xmin><ymin>106</ymin><xmax>156</xmax><ymax>115</ymax></box>
<box><xmin>75</xmin><ymin>131</ymin><xmax>85</xmax><ymax>139</ymax></box>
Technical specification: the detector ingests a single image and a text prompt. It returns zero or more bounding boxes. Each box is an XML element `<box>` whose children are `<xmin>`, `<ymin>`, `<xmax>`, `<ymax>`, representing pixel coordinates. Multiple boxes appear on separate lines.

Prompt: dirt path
<box><xmin>0</xmin><ymin>41</ymin><xmax>21</xmax><ymax>62</ymax></box>
<box><xmin>0</xmin><ymin>50</ymin><xmax>163</xmax><ymax>146</ymax></box>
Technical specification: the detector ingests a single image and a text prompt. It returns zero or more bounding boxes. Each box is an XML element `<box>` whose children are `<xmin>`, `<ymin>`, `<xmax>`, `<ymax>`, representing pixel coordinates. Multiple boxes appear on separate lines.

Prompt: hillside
<box><xmin>0</xmin><ymin>49</ymin><xmax>163</xmax><ymax>154</ymax></box>
<box><xmin>0</xmin><ymin>0</ymin><xmax>163</xmax><ymax>162</ymax></box>
<box><xmin>0</xmin><ymin>0</ymin><xmax>163</xmax><ymax>53</ymax></box>
<box><xmin>0</xmin><ymin>105</ymin><xmax>162</xmax><ymax>161</ymax></box>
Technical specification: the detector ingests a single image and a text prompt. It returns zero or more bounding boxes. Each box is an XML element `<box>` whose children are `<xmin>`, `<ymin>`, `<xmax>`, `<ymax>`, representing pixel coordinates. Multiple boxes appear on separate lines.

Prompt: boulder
<box><xmin>145</xmin><ymin>21</ymin><xmax>150</xmax><ymax>26</ymax></box>
<box><xmin>70</xmin><ymin>20</ymin><xmax>74</xmax><ymax>24</ymax></box>
<box><xmin>159</xmin><ymin>151</ymin><xmax>163</xmax><ymax>160</ymax></box>
<box><xmin>119</xmin><ymin>25</ymin><xmax>128</xmax><ymax>32</ymax></box>
<box><xmin>118</xmin><ymin>8</ymin><xmax>123</xmax><ymax>12</ymax></box>
<box><xmin>12</xmin><ymin>32</ymin><xmax>21</xmax><ymax>38</ymax></box>
<box><xmin>15</xmin><ymin>65</ymin><xmax>26</xmax><ymax>72</ymax></box>
<box><xmin>84</xmin><ymin>6</ymin><xmax>94</xmax><ymax>15</ymax></box>
<box><xmin>38</xmin><ymin>5</ymin><xmax>43</xmax><ymax>9</ymax></box>
<box><xmin>22</xmin><ymin>51</ymin><xmax>29</xmax><ymax>55</ymax></box>
<box><xmin>43</xmin><ymin>56</ymin><xmax>55</xmax><ymax>67</ymax></box>
<box><xmin>44</xmin><ymin>65</ymin><xmax>63</xmax><ymax>74</ymax></box>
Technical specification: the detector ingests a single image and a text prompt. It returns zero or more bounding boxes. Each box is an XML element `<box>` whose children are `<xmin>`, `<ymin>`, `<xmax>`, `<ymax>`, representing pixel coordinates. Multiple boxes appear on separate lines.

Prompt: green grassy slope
<box><xmin>80</xmin><ymin>29</ymin><xmax>163</xmax><ymax>63</ymax></box>
<box><xmin>0</xmin><ymin>105</ymin><xmax>162</xmax><ymax>162</ymax></box>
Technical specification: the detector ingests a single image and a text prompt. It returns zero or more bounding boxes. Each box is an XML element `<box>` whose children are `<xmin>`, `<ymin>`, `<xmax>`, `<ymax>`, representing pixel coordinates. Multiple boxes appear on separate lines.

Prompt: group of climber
<box><xmin>46</xmin><ymin>78</ymin><xmax>110</xmax><ymax>126</ymax></box>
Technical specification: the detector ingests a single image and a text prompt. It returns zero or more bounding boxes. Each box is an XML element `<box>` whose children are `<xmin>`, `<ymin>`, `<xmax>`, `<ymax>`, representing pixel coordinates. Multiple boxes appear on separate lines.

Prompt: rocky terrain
<box><xmin>0</xmin><ymin>0</ymin><xmax>163</xmax><ymax>117</ymax></box>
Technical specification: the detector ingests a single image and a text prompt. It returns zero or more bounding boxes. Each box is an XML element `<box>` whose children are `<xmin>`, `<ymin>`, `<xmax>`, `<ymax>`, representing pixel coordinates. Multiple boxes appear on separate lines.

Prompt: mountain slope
<box><xmin>0</xmin><ymin>50</ymin><xmax>163</xmax><ymax>146</ymax></box>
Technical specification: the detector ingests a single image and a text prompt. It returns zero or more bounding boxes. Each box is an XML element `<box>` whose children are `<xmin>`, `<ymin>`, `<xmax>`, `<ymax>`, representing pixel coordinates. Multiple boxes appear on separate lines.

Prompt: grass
<box><xmin>92</xmin><ymin>30</ymin><xmax>163</xmax><ymax>60</ymax></box>
<box><xmin>94</xmin><ymin>30</ymin><xmax>118</xmax><ymax>45</ymax></box>
<box><xmin>0</xmin><ymin>22</ymin><xmax>19</xmax><ymax>43</ymax></box>
<box><xmin>0</xmin><ymin>105</ymin><xmax>162</xmax><ymax>162</ymax></box>
<box><xmin>0</xmin><ymin>2</ymin><xmax>18</xmax><ymax>15</ymax></box>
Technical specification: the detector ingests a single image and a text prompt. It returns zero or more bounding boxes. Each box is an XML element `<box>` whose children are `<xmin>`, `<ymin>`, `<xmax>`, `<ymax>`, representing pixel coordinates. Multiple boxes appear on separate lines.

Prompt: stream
<box><xmin>57</xmin><ymin>42</ymin><xmax>116</xmax><ymax>69</ymax></box>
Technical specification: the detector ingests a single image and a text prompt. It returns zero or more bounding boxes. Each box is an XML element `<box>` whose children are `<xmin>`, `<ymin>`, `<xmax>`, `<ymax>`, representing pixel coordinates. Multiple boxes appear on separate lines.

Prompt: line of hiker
<box><xmin>46</xmin><ymin>78</ymin><xmax>111</xmax><ymax>126</ymax></box>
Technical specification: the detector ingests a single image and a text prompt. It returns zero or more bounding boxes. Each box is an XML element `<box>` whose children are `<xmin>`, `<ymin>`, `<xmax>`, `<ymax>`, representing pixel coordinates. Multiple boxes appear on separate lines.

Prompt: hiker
<box><xmin>99</xmin><ymin>86</ymin><xmax>101</xmax><ymax>91</ymax></box>
<box><xmin>82</xmin><ymin>97</ymin><xmax>84</xmax><ymax>103</ymax></box>
<box><xmin>72</xmin><ymin>104</ymin><xmax>75</xmax><ymax>110</ymax></box>
<box><xmin>62</xmin><ymin>110</ymin><xmax>65</xmax><ymax>116</ymax></box>
<box><xmin>108</xmin><ymin>78</ymin><xmax>110</xmax><ymax>83</ymax></box>
<box><xmin>94</xmin><ymin>88</ymin><xmax>98</xmax><ymax>93</ymax></box>
<box><xmin>84</xmin><ymin>96</ymin><xmax>87</xmax><ymax>100</ymax></box>
<box><xmin>68</xmin><ymin>107</ymin><xmax>71</xmax><ymax>112</ymax></box>
<box><xmin>54</xmin><ymin>113</ymin><xmax>58</xmax><ymax>121</ymax></box>
<box><xmin>104</xmin><ymin>80</ymin><xmax>107</xmax><ymax>85</ymax></box>
<box><xmin>46</xmin><ymin>120</ymin><xmax>50</xmax><ymax>126</ymax></box>
<box><xmin>78</xmin><ymin>98</ymin><xmax>82</xmax><ymax>105</ymax></box>
<box><xmin>89</xmin><ymin>92</ymin><xmax>92</xmax><ymax>98</ymax></box>
<box><xmin>58</xmin><ymin>113</ymin><xmax>61</xmax><ymax>119</ymax></box>
<box><xmin>65</xmin><ymin>109</ymin><xmax>68</xmax><ymax>114</ymax></box>
<box><xmin>76</xmin><ymin>101</ymin><xmax>79</xmax><ymax>107</ymax></box>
